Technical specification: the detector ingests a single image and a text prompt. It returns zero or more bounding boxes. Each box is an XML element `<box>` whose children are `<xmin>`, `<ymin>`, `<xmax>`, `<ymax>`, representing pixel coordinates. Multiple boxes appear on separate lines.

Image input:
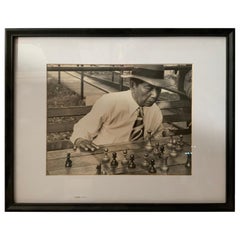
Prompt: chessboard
<box><xmin>47</xmin><ymin>134</ymin><xmax>192</xmax><ymax>175</ymax></box>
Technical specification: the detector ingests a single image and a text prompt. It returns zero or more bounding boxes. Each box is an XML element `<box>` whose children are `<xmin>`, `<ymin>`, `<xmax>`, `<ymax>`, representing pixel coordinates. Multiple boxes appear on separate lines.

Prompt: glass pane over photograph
<box><xmin>47</xmin><ymin>64</ymin><xmax>192</xmax><ymax>175</ymax></box>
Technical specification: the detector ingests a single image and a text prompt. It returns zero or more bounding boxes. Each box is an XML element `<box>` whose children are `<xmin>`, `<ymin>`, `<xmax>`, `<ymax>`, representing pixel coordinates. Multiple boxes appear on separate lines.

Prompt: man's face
<box><xmin>132</xmin><ymin>81</ymin><xmax>161</xmax><ymax>107</ymax></box>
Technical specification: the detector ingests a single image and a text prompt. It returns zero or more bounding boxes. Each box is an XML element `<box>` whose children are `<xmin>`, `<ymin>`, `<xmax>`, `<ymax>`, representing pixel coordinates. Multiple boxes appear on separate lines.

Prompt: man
<box><xmin>70</xmin><ymin>66</ymin><xmax>174</xmax><ymax>151</ymax></box>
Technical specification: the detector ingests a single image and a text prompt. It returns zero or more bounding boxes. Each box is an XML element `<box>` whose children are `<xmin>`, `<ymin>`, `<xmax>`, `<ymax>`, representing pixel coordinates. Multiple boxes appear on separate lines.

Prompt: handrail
<box><xmin>47</xmin><ymin>66</ymin><xmax>133</xmax><ymax>71</ymax></box>
<box><xmin>47</xmin><ymin>65</ymin><xmax>192</xmax><ymax>72</ymax></box>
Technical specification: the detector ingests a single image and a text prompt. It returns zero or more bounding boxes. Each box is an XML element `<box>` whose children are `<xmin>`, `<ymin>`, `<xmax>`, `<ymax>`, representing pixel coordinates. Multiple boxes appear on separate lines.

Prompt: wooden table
<box><xmin>47</xmin><ymin>135</ymin><xmax>191</xmax><ymax>175</ymax></box>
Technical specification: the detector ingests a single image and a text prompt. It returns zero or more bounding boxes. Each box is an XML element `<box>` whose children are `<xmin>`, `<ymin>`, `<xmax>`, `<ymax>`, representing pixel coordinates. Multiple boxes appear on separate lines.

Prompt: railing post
<box><xmin>112</xmin><ymin>65</ymin><xmax>115</xmax><ymax>82</ymax></box>
<box><xmin>120</xmin><ymin>69</ymin><xmax>123</xmax><ymax>91</ymax></box>
<box><xmin>80</xmin><ymin>64</ymin><xmax>84</xmax><ymax>100</ymax></box>
<box><xmin>58</xmin><ymin>64</ymin><xmax>61</xmax><ymax>84</ymax></box>
<box><xmin>178</xmin><ymin>69</ymin><xmax>189</xmax><ymax>99</ymax></box>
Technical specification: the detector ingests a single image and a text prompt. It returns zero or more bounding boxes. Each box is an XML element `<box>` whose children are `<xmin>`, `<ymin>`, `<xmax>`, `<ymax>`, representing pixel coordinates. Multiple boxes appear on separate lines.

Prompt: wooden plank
<box><xmin>162</xmin><ymin>112</ymin><xmax>191</xmax><ymax>123</ymax></box>
<box><xmin>48</xmin><ymin>106</ymin><xmax>92</xmax><ymax>118</ymax></box>
<box><xmin>47</xmin><ymin>148</ymin><xmax>79</xmax><ymax>160</ymax></box>
<box><xmin>48</xmin><ymin>102</ymin><xmax>190</xmax><ymax>118</ymax></box>
<box><xmin>171</xmin><ymin>128</ymin><xmax>191</xmax><ymax>135</ymax></box>
<box><xmin>47</xmin><ymin>166</ymin><xmax>98</xmax><ymax>175</ymax></box>
<box><xmin>157</xmin><ymin>100</ymin><xmax>190</xmax><ymax>109</ymax></box>
<box><xmin>48</xmin><ymin>121</ymin><xmax>77</xmax><ymax>133</ymax></box>
<box><xmin>47</xmin><ymin>140</ymin><xmax>73</xmax><ymax>151</ymax></box>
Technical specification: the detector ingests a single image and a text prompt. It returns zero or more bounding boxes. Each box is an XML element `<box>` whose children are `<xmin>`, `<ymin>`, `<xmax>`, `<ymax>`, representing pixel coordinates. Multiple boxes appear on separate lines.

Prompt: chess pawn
<box><xmin>102</xmin><ymin>170</ymin><xmax>107</xmax><ymax>175</ymax></box>
<box><xmin>148</xmin><ymin>159</ymin><xmax>157</xmax><ymax>173</ymax></box>
<box><xmin>128</xmin><ymin>154</ymin><xmax>136</xmax><ymax>168</ymax></box>
<box><xmin>142</xmin><ymin>153</ymin><xmax>150</xmax><ymax>168</ymax></box>
<box><xmin>172</xmin><ymin>139</ymin><xmax>177</xmax><ymax>149</ymax></box>
<box><xmin>175</xmin><ymin>141</ymin><xmax>182</xmax><ymax>151</ymax></box>
<box><xmin>179</xmin><ymin>135</ymin><xmax>184</xmax><ymax>147</ymax></box>
<box><xmin>153</xmin><ymin>142</ymin><xmax>160</xmax><ymax>155</ymax></box>
<box><xmin>145</xmin><ymin>130</ymin><xmax>153</xmax><ymax>151</ymax></box>
<box><xmin>121</xmin><ymin>149</ymin><xmax>128</xmax><ymax>166</ymax></box>
<box><xmin>103</xmin><ymin>148</ymin><xmax>110</xmax><ymax>163</ymax></box>
<box><xmin>160</xmin><ymin>144</ymin><xmax>165</xmax><ymax>155</ymax></box>
<box><xmin>65</xmin><ymin>153</ymin><xmax>72</xmax><ymax>168</ymax></box>
<box><xmin>185</xmin><ymin>152</ymin><xmax>192</xmax><ymax>168</ymax></box>
<box><xmin>110</xmin><ymin>152</ymin><xmax>118</xmax><ymax>167</ymax></box>
<box><xmin>160</xmin><ymin>155</ymin><xmax>169</xmax><ymax>173</ymax></box>
<box><xmin>170</xmin><ymin>149</ymin><xmax>178</xmax><ymax>158</ymax></box>
<box><xmin>96</xmin><ymin>164</ymin><xmax>102</xmax><ymax>175</ymax></box>
<box><xmin>167</xmin><ymin>135</ymin><xmax>173</xmax><ymax>149</ymax></box>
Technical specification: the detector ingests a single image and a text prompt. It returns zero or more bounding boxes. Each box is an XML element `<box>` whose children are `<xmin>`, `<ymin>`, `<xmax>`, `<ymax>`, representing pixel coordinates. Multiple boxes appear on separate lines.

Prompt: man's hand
<box><xmin>74</xmin><ymin>138</ymin><xmax>100</xmax><ymax>152</ymax></box>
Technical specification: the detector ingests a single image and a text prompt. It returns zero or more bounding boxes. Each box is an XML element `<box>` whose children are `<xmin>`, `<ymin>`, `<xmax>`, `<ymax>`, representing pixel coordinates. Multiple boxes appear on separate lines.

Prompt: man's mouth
<box><xmin>147</xmin><ymin>98</ymin><xmax>156</xmax><ymax>103</ymax></box>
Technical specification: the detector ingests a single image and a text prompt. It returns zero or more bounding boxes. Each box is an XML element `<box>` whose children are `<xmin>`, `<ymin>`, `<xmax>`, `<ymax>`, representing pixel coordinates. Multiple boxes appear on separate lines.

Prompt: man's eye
<box><xmin>144</xmin><ymin>86</ymin><xmax>152</xmax><ymax>91</ymax></box>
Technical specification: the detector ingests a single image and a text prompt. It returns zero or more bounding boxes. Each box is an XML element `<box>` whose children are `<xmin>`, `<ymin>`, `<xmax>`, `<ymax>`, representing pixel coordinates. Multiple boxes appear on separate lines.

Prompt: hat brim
<box><xmin>122</xmin><ymin>74</ymin><xmax>175</xmax><ymax>88</ymax></box>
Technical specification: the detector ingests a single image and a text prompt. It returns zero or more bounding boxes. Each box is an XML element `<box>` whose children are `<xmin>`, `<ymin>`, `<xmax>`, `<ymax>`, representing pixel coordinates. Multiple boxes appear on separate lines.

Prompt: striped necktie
<box><xmin>130</xmin><ymin>107</ymin><xmax>144</xmax><ymax>141</ymax></box>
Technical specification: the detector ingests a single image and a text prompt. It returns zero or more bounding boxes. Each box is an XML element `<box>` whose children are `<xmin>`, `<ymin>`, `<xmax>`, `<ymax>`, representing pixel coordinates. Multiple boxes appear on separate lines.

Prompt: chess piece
<box><xmin>185</xmin><ymin>152</ymin><xmax>192</xmax><ymax>168</ymax></box>
<box><xmin>102</xmin><ymin>170</ymin><xmax>107</xmax><ymax>175</ymax></box>
<box><xmin>142</xmin><ymin>153</ymin><xmax>150</xmax><ymax>168</ymax></box>
<box><xmin>167</xmin><ymin>134</ymin><xmax>174</xmax><ymax>149</ymax></box>
<box><xmin>128</xmin><ymin>154</ymin><xmax>136</xmax><ymax>168</ymax></box>
<box><xmin>103</xmin><ymin>148</ymin><xmax>110</xmax><ymax>163</ymax></box>
<box><xmin>170</xmin><ymin>148</ymin><xmax>178</xmax><ymax>158</ymax></box>
<box><xmin>121</xmin><ymin>149</ymin><xmax>128</xmax><ymax>166</ymax></box>
<box><xmin>153</xmin><ymin>142</ymin><xmax>160</xmax><ymax>155</ymax></box>
<box><xmin>158</xmin><ymin>144</ymin><xmax>165</xmax><ymax>158</ymax></box>
<box><xmin>160</xmin><ymin>155</ymin><xmax>169</xmax><ymax>173</ymax></box>
<box><xmin>160</xmin><ymin>144</ymin><xmax>165</xmax><ymax>154</ymax></box>
<box><xmin>145</xmin><ymin>130</ymin><xmax>153</xmax><ymax>151</ymax></box>
<box><xmin>65</xmin><ymin>153</ymin><xmax>72</xmax><ymax>168</ymax></box>
<box><xmin>175</xmin><ymin>141</ymin><xmax>183</xmax><ymax>151</ymax></box>
<box><xmin>110</xmin><ymin>152</ymin><xmax>118</xmax><ymax>167</ymax></box>
<box><xmin>96</xmin><ymin>164</ymin><xmax>102</xmax><ymax>175</ymax></box>
<box><xmin>148</xmin><ymin>159</ymin><xmax>157</xmax><ymax>173</ymax></box>
<box><xmin>179</xmin><ymin>135</ymin><xmax>184</xmax><ymax>147</ymax></box>
<box><xmin>172</xmin><ymin>139</ymin><xmax>177</xmax><ymax>149</ymax></box>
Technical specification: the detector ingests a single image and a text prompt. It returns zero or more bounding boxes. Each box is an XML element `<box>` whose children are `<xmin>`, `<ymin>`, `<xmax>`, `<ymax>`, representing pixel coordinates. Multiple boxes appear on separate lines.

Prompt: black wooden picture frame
<box><xmin>5</xmin><ymin>28</ymin><xmax>235</xmax><ymax>211</ymax></box>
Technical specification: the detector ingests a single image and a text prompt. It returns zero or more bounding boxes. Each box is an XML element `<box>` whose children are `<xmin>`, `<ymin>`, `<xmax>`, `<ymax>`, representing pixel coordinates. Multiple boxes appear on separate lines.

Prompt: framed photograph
<box><xmin>5</xmin><ymin>28</ymin><xmax>235</xmax><ymax>211</ymax></box>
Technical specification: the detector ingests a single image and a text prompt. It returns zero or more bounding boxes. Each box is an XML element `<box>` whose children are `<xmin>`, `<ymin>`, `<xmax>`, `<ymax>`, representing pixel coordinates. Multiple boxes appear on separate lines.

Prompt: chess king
<box><xmin>70</xmin><ymin>65</ymin><xmax>175</xmax><ymax>151</ymax></box>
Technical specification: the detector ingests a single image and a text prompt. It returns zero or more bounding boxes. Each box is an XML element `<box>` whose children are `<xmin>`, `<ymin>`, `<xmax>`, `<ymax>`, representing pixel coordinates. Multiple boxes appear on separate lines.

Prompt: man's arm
<box><xmin>150</xmin><ymin>105</ymin><xmax>167</xmax><ymax>140</ymax></box>
<box><xmin>70</xmin><ymin>95</ymin><xmax>109</xmax><ymax>151</ymax></box>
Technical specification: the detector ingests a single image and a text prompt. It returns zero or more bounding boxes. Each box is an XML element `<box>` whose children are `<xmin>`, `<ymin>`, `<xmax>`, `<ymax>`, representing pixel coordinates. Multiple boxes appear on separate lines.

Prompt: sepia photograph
<box><xmin>47</xmin><ymin>64</ymin><xmax>192</xmax><ymax>175</ymax></box>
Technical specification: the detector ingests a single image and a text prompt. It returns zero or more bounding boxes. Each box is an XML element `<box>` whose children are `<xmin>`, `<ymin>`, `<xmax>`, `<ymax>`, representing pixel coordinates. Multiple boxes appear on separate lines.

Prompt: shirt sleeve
<box><xmin>70</xmin><ymin>94</ymin><xmax>110</xmax><ymax>144</ymax></box>
<box><xmin>150</xmin><ymin>104</ymin><xmax>165</xmax><ymax>140</ymax></box>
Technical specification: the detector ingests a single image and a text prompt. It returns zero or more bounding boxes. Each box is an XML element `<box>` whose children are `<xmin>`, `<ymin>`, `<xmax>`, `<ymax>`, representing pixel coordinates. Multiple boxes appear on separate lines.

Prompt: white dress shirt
<box><xmin>70</xmin><ymin>90</ymin><xmax>164</xmax><ymax>145</ymax></box>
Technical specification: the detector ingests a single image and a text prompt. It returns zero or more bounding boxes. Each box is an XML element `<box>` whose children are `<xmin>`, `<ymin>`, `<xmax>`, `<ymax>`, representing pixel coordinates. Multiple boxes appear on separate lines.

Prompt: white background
<box><xmin>0</xmin><ymin>0</ymin><xmax>239</xmax><ymax>240</ymax></box>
